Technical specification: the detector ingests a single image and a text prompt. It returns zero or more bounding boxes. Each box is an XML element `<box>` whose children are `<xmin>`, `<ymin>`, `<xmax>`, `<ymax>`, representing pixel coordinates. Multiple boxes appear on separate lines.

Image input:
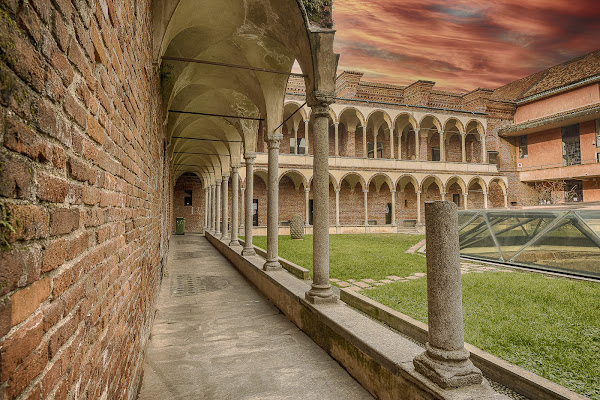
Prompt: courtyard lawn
<box><xmin>251</xmin><ymin>234</ymin><xmax>425</xmax><ymax>280</ymax></box>
<box><xmin>252</xmin><ymin>234</ymin><xmax>600</xmax><ymax>399</ymax></box>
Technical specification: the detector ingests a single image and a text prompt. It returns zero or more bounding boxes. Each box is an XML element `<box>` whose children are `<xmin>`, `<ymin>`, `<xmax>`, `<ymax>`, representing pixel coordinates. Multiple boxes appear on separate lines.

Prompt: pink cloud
<box><xmin>332</xmin><ymin>0</ymin><xmax>600</xmax><ymax>91</ymax></box>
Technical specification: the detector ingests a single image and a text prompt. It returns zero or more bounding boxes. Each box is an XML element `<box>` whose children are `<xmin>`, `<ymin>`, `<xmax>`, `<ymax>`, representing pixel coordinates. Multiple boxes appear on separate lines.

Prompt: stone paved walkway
<box><xmin>330</xmin><ymin>241</ymin><xmax>513</xmax><ymax>292</ymax></box>
<box><xmin>138</xmin><ymin>233</ymin><xmax>372</xmax><ymax>400</ymax></box>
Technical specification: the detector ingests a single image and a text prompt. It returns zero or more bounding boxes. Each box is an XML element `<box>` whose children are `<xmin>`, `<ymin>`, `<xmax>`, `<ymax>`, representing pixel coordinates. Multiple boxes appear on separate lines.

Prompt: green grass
<box><xmin>251</xmin><ymin>234</ymin><xmax>425</xmax><ymax>280</ymax></box>
<box><xmin>251</xmin><ymin>233</ymin><xmax>600</xmax><ymax>399</ymax></box>
<box><xmin>367</xmin><ymin>272</ymin><xmax>600</xmax><ymax>399</ymax></box>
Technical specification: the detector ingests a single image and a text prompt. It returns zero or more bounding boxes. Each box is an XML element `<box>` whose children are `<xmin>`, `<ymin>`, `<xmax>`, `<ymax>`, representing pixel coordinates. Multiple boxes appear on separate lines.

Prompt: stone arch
<box><xmin>365</xmin><ymin>110</ymin><xmax>393</xmax><ymax>159</ymax></box>
<box><xmin>488</xmin><ymin>178</ymin><xmax>507</xmax><ymax>208</ymax></box>
<box><xmin>395</xmin><ymin>174</ymin><xmax>419</xmax><ymax>224</ymax></box>
<box><xmin>278</xmin><ymin>169</ymin><xmax>309</xmax><ymax>190</ymax></box>
<box><xmin>338</xmin><ymin>107</ymin><xmax>366</xmax><ymax>157</ymax></box>
<box><xmin>367</xmin><ymin>172</ymin><xmax>394</xmax><ymax>193</ymax></box>
<box><xmin>420</xmin><ymin>115</ymin><xmax>443</xmax><ymax>161</ymax></box>
<box><xmin>308</xmin><ymin>173</ymin><xmax>339</xmax><ymax>191</ymax></box>
<box><xmin>421</xmin><ymin>175</ymin><xmax>445</xmax><ymax>193</ymax></box>
<box><xmin>467</xmin><ymin>176</ymin><xmax>487</xmax><ymax>209</ymax></box>
<box><xmin>339</xmin><ymin>172</ymin><xmax>366</xmax><ymax>193</ymax></box>
<box><xmin>446</xmin><ymin>176</ymin><xmax>466</xmax><ymax>208</ymax></box>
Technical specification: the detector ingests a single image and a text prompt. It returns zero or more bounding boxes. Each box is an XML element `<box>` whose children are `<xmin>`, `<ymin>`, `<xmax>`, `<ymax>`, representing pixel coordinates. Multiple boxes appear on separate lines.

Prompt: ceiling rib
<box><xmin>169</xmin><ymin>109</ymin><xmax>264</xmax><ymax>121</ymax></box>
<box><xmin>162</xmin><ymin>56</ymin><xmax>307</xmax><ymax>78</ymax></box>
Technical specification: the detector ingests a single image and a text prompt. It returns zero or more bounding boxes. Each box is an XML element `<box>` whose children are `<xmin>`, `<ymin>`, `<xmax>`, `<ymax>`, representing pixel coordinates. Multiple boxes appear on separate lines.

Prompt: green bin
<box><xmin>176</xmin><ymin>217</ymin><xmax>185</xmax><ymax>235</ymax></box>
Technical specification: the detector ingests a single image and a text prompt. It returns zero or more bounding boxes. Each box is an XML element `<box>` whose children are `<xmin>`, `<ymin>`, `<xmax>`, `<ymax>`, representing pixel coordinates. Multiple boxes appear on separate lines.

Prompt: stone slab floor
<box><xmin>137</xmin><ymin>233</ymin><xmax>372</xmax><ymax>399</ymax></box>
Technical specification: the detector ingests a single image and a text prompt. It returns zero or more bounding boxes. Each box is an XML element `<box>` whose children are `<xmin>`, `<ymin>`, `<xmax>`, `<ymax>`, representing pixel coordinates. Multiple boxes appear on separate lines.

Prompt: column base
<box><xmin>263</xmin><ymin>259</ymin><xmax>282</xmax><ymax>271</ymax></box>
<box><xmin>413</xmin><ymin>343</ymin><xmax>482</xmax><ymax>389</ymax></box>
<box><xmin>220</xmin><ymin>235</ymin><xmax>230</xmax><ymax>242</ymax></box>
<box><xmin>305</xmin><ymin>284</ymin><xmax>339</xmax><ymax>304</ymax></box>
<box><xmin>229</xmin><ymin>239</ymin><xmax>240</xmax><ymax>247</ymax></box>
<box><xmin>241</xmin><ymin>247</ymin><xmax>256</xmax><ymax>256</ymax></box>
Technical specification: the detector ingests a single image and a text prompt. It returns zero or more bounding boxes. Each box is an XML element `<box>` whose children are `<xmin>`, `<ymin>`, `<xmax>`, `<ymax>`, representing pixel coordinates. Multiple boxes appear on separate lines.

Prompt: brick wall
<box><xmin>0</xmin><ymin>1</ymin><xmax>169</xmax><ymax>398</ymax></box>
<box><xmin>173</xmin><ymin>174</ymin><xmax>205</xmax><ymax>233</ymax></box>
<box><xmin>253</xmin><ymin>174</ymin><xmax>267</xmax><ymax>226</ymax></box>
<box><xmin>278</xmin><ymin>176</ymin><xmax>305</xmax><ymax>223</ymax></box>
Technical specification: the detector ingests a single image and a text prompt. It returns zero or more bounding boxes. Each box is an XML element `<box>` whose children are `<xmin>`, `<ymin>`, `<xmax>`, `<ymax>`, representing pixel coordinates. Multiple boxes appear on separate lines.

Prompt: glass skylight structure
<box><xmin>458</xmin><ymin>209</ymin><xmax>600</xmax><ymax>279</ymax></box>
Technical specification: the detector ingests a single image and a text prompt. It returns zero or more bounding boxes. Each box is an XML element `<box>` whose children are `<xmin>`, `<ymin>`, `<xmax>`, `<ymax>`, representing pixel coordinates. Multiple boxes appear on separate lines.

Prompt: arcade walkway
<box><xmin>137</xmin><ymin>234</ymin><xmax>372</xmax><ymax>399</ymax></box>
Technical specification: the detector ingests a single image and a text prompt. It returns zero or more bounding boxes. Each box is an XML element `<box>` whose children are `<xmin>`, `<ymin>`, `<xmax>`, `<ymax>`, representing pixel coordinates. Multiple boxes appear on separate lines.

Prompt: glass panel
<box><xmin>578</xmin><ymin>210</ymin><xmax>600</xmax><ymax>235</ymax></box>
<box><xmin>458</xmin><ymin>211</ymin><xmax>478</xmax><ymax>228</ymax></box>
<box><xmin>487</xmin><ymin>212</ymin><xmax>555</xmax><ymax>260</ymax></box>
<box><xmin>513</xmin><ymin>215</ymin><xmax>600</xmax><ymax>276</ymax></box>
<box><xmin>459</xmin><ymin>215</ymin><xmax>501</xmax><ymax>261</ymax></box>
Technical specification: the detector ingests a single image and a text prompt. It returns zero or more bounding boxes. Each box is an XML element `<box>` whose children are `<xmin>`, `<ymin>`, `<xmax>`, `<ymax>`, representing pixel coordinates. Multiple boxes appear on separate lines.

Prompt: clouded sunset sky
<box><xmin>332</xmin><ymin>0</ymin><xmax>600</xmax><ymax>92</ymax></box>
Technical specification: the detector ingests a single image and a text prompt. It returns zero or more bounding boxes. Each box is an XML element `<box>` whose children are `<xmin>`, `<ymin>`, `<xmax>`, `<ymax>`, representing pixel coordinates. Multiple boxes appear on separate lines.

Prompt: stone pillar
<box><xmin>504</xmin><ymin>193</ymin><xmax>509</xmax><ymax>209</ymax></box>
<box><xmin>230</xmin><ymin>167</ymin><xmax>240</xmax><ymax>246</ymax></box>
<box><xmin>440</xmin><ymin>132</ymin><xmax>446</xmax><ymax>162</ymax></box>
<box><xmin>240</xmin><ymin>187</ymin><xmax>245</xmax><ymax>230</ymax></box>
<box><xmin>416</xmin><ymin>190</ymin><xmax>422</xmax><ymax>225</ymax></box>
<box><xmin>242</xmin><ymin>154</ymin><xmax>256</xmax><ymax>256</ymax></box>
<box><xmin>415</xmin><ymin>130</ymin><xmax>421</xmax><ymax>161</ymax></box>
<box><xmin>215</xmin><ymin>180</ymin><xmax>222</xmax><ymax>236</ymax></box>
<box><xmin>304</xmin><ymin>119</ymin><xmax>310</xmax><ymax>155</ymax></box>
<box><xmin>335</xmin><ymin>188</ymin><xmax>340</xmax><ymax>226</ymax></box>
<box><xmin>293</xmin><ymin>126</ymin><xmax>298</xmax><ymax>154</ymax></box>
<box><xmin>211</xmin><ymin>185</ymin><xmax>216</xmax><ymax>232</ymax></box>
<box><xmin>390</xmin><ymin>127</ymin><xmax>395</xmax><ymax>159</ymax></box>
<box><xmin>481</xmin><ymin>134</ymin><xmax>487</xmax><ymax>164</ymax></box>
<box><xmin>362</xmin><ymin>128</ymin><xmax>367</xmax><ymax>158</ymax></box>
<box><xmin>463</xmin><ymin>193</ymin><xmax>468</xmax><ymax>210</ymax></box>
<box><xmin>461</xmin><ymin>135</ymin><xmax>466</xmax><ymax>163</ymax></box>
<box><xmin>204</xmin><ymin>187</ymin><xmax>209</xmax><ymax>233</ymax></box>
<box><xmin>441</xmin><ymin>192</ymin><xmax>446</xmax><ymax>201</ymax></box>
<box><xmin>264</xmin><ymin>135</ymin><xmax>283</xmax><ymax>271</ymax></box>
<box><xmin>221</xmin><ymin>174</ymin><xmax>229</xmax><ymax>240</ymax></box>
<box><xmin>334</xmin><ymin>122</ymin><xmax>339</xmax><ymax>156</ymax></box>
<box><xmin>413</xmin><ymin>201</ymin><xmax>482</xmax><ymax>388</ymax></box>
<box><xmin>390</xmin><ymin>190</ymin><xmax>396</xmax><ymax>226</ymax></box>
<box><xmin>397</xmin><ymin>131</ymin><xmax>402</xmax><ymax>160</ymax></box>
<box><xmin>373</xmin><ymin>130</ymin><xmax>378</xmax><ymax>159</ymax></box>
<box><xmin>483</xmin><ymin>190</ymin><xmax>489</xmax><ymax>209</ymax></box>
<box><xmin>305</xmin><ymin>188</ymin><xmax>310</xmax><ymax>225</ymax></box>
<box><xmin>306</xmin><ymin>101</ymin><xmax>337</xmax><ymax>303</ymax></box>
<box><xmin>363</xmin><ymin>189</ymin><xmax>369</xmax><ymax>226</ymax></box>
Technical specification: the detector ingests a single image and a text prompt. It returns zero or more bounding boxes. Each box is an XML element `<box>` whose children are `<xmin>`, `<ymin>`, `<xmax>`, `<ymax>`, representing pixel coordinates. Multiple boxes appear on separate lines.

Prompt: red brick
<box><xmin>18</xmin><ymin>2</ymin><xmax>41</xmax><ymax>43</ymax></box>
<box><xmin>9</xmin><ymin>277</ymin><xmax>50</xmax><ymax>326</ymax></box>
<box><xmin>0</xmin><ymin>299</ymin><xmax>12</xmax><ymax>338</ymax></box>
<box><xmin>42</xmin><ymin>238</ymin><xmax>66</xmax><ymax>273</ymax></box>
<box><xmin>9</xmin><ymin>30</ymin><xmax>45</xmax><ymax>93</ymax></box>
<box><xmin>41</xmin><ymin>359</ymin><xmax>62</xmax><ymax>398</ymax></box>
<box><xmin>61</xmin><ymin>281</ymin><xmax>84</xmax><ymax>316</ymax></box>
<box><xmin>87</xmin><ymin>113</ymin><xmax>105</xmax><ymax>145</ymax></box>
<box><xmin>3</xmin><ymin>204</ymin><xmax>49</xmax><ymax>243</ymax></box>
<box><xmin>68</xmin><ymin>157</ymin><xmax>96</xmax><ymax>184</ymax></box>
<box><xmin>42</xmin><ymin>300</ymin><xmax>64</xmax><ymax>334</ymax></box>
<box><xmin>51</xmin><ymin>269</ymin><xmax>71</xmax><ymax>300</ymax></box>
<box><xmin>0</xmin><ymin>153</ymin><xmax>33</xmax><ymax>199</ymax></box>
<box><xmin>90</xmin><ymin>20</ymin><xmax>108</xmax><ymax>65</ymax></box>
<box><xmin>4</xmin><ymin>344</ymin><xmax>48</xmax><ymax>399</ymax></box>
<box><xmin>49</xmin><ymin>208</ymin><xmax>80</xmax><ymax>236</ymax></box>
<box><xmin>65</xmin><ymin>232</ymin><xmax>88</xmax><ymax>261</ymax></box>
<box><xmin>37</xmin><ymin>172</ymin><xmax>69</xmax><ymax>203</ymax></box>
<box><xmin>4</xmin><ymin>116</ymin><xmax>53</xmax><ymax>163</ymax></box>
<box><xmin>0</xmin><ymin>313</ymin><xmax>43</xmax><ymax>381</ymax></box>
<box><xmin>64</xmin><ymin>93</ymin><xmax>87</xmax><ymax>128</ymax></box>
<box><xmin>30</xmin><ymin>0</ymin><xmax>51</xmax><ymax>24</ymax></box>
<box><xmin>0</xmin><ymin>247</ymin><xmax>42</xmax><ymax>295</ymax></box>
<box><xmin>48</xmin><ymin>314</ymin><xmax>78</xmax><ymax>359</ymax></box>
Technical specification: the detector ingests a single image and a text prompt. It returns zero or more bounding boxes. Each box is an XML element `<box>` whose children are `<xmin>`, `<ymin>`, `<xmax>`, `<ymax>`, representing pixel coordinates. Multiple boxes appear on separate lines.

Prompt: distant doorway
<box><xmin>452</xmin><ymin>193</ymin><xmax>461</xmax><ymax>207</ymax></box>
<box><xmin>309</xmin><ymin>199</ymin><xmax>314</xmax><ymax>225</ymax></box>
<box><xmin>253</xmin><ymin>199</ymin><xmax>258</xmax><ymax>226</ymax></box>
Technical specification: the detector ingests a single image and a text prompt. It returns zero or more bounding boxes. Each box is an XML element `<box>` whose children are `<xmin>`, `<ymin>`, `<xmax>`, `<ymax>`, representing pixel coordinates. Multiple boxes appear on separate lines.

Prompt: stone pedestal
<box><xmin>413</xmin><ymin>201</ymin><xmax>482</xmax><ymax>389</ymax></box>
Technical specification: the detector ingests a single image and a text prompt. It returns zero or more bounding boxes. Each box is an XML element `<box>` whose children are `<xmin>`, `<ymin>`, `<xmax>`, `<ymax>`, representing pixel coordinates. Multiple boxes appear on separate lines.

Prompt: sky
<box><xmin>332</xmin><ymin>0</ymin><xmax>600</xmax><ymax>92</ymax></box>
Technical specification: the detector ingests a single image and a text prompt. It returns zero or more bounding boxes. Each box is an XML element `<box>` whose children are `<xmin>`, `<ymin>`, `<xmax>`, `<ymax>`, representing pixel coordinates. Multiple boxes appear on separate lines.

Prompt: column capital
<box><xmin>307</xmin><ymin>90</ymin><xmax>335</xmax><ymax>110</ymax></box>
<box><xmin>241</xmin><ymin>186</ymin><xmax>246</xmax><ymax>192</ymax></box>
<box><xmin>231</xmin><ymin>164</ymin><xmax>241</xmax><ymax>170</ymax></box>
<box><xmin>390</xmin><ymin>190</ymin><xmax>396</xmax><ymax>194</ymax></box>
<box><xmin>222</xmin><ymin>173</ymin><xmax>230</xmax><ymax>180</ymax></box>
<box><xmin>305</xmin><ymin>188</ymin><xmax>310</xmax><ymax>193</ymax></box>
<box><xmin>463</xmin><ymin>193</ymin><xmax>468</xmax><ymax>197</ymax></box>
<box><xmin>215</xmin><ymin>179</ymin><xmax>222</xmax><ymax>185</ymax></box>
<box><xmin>416</xmin><ymin>190</ymin><xmax>422</xmax><ymax>195</ymax></box>
<box><xmin>441</xmin><ymin>192</ymin><xmax>446</xmax><ymax>196</ymax></box>
<box><xmin>244</xmin><ymin>152</ymin><xmax>256</xmax><ymax>163</ymax></box>
<box><xmin>334</xmin><ymin>188</ymin><xmax>340</xmax><ymax>193</ymax></box>
<box><xmin>267</xmin><ymin>133</ymin><xmax>283</xmax><ymax>149</ymax></box>
<box><xmin>363</xmin><ymin>189</ymin><xmax>369</xmax><ymax>194</ymax></box>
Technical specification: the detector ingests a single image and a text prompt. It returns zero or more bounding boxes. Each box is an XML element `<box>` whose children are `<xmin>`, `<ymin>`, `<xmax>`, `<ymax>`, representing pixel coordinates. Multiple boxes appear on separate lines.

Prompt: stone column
<box><xmin>215</xmin><ymin>179</ymin><xmax>222</xmax><ymax>236</ymax></box>
<box><xmin>334</xmin><ymin>122</ymin><xmax>339</xmax><ymax>156</ymax></box>
<box><xmin>305</xmin><ymin>188</ymin><xmax>310</xmax><ymax>225</ymax></box>
<box><xmin>483</xmin><ymin>190</ymin><xmax>489</xmax><ymax>209</ymax></box>
<box><xmin>306</xmin><ymin>101</ymin><xmax>336</xmax><ymax>303</ymax></box>
<box><xmin>390</xmin><ymin>190</ymin><xmax>396</xmax><ymax>226</ymax></box>
<box><xmin>335</xmin><ymin>188</ymin><xmax>340</xmax><ymax>226</ymax></box>
<box><xmin>463</xmin><ymin>193</ymin><xmax>468</xmax><ymax>210</ymax></box>
<box><xmin>397</xmin><ymin>131</ymin><xmax>402</xmax><ymax>160</ymax></box>
<box><xmin>362</xmin><ymin>129</ymin><xmax>367</xmax><ymax>157</ymax></box>
<box><xmin>415</xmin><ymin>130</ymin><xmax>421</xmax><ymax>160</ymax></box>
<box><xmin>481</xmin><ymin>135</ymin><xmax>487</xmax><ymax>164</ymax></box>
<box><xmin>230</xmin><ymin>167</ymin><xmax>240</xmax><ymax>246</ymax></box>
<box><xmin>221</xmin><ymin>174</ymin><xmax>230</xmax><ymax>240</ymax></box>
<box><xmin>242</xmin><ymin>154</ymin><xmax>256</xmax><ymax>256</ymax></box>
<box><xmin>390</xmin><ymin>127</ymin><xmax>395</xmax><ymax>159</ymax></box>
<box><xmin>264</xmin><ymin>135</ymin><xmax>283</xmax><ymax>271</ymax></box>
<box><xmin>440</xmin><ymin>132</ymin><xmax>446</xmax><ymax>162</ymax></box>
<box><xmin>240</xmin><ymin>187</ymin><xmax>245</xmax><ymax>230</ymax></box>
<box><xmin>373</xmin><ymin>130</ymin><xmax>378</xmax><ymax>159</ymax></box>
<box><xmin>416</xmin><ymin>190</ymin><xmax>422</xmax><ymax>225</ymax></box>
<box><xmin>304</xmin><ymin>119</ymin><xmax>310</xmax><ymax>155</ymax></box>
<box><xmin>461</xmin><ymin>135</ymin><xmax>467</xmax><ymax>163</ymax></box>
<box><xmin>293</xmin><ymin>126</ymin><xmax>298</xmax><ymax>154</ymax></box>
<box><xmin>413</xmin><ymin>201</ymin><xmax>482</xmax><ymax>388</ymax></box>
<box><xmin>363</xmin><ymin>189</ymin><xmax>369</xmax><ymax>226</ymax></box>
<box><xmin>441</xmin><ymin>192</ymin><xmax>446</xmax><ymax>201</ymax></box>
<box><xmin>204</xmin><ymin>187</ymin><xmax>209</xmax><ymax>233</ymax></box>
<box><xmin>504</xmin><ymin>193</ymin><xmax>509</xmax><ymax>209</ymax></box>
<box><xmin>211</xmin><ymin>184</ymin><xmax>216</xmax><ymax>232</ymax></box>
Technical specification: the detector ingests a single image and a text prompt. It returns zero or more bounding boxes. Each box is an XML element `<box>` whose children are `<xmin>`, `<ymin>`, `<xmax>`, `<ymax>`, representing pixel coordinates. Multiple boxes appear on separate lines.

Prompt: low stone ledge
<box><xmin>340</xmin><ymin>288</ymin><xmax>588</xmax><ymax>400</ymax></box>
<box><xmin>207</xmin><ymin>232</ymin><xmax>504</xmax><ymax>400</ymax></box>
<box><xmin>238</xmin><ymin>239</ymin><xmax>310</xmax><ymax>280</ymax></box>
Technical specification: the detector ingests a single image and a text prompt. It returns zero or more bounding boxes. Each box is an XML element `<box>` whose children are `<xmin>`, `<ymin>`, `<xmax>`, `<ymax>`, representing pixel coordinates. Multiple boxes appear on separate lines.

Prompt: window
<box><xmin>367</xmin><ymin>142</ymin><xmax>383</xmax><ymax>158</ymax></box>
<box><xmin>297</xmin><ymin>138</ymin><xmax>306</xmax><ymax>154</ymax></box>
<box><xmin>562</xmin><ymin>124</ymin><xmax>581</xmax><ymax>166</ymax></box>
<box><xmin>184</xmin><ymin>190</ymin><xmax>192</xmax><ymax>206</ymax></box>
<box><xmin>487</xmin><ymin>151</ymin><xmax>499</xmax><ymax>166</ymax></box>
<box><xmin>404</xmin><ymin>199</ymin><xmax>408</xmax><ymax>208</ymax></box>
<box><xmin>596</xmin><ymin>119</ymin><xmax>600</xmax><ymax>147</ymax></box>
<box><xmin>518</xmin><ymin>136</ymin><xmax>528</xmax><ymax>158</ymax></box>
<box><xmin>452</xmin><ymin>193</ymin><xmax>461</xmax><ymax>207</ymax></box>
<box><xmin>431</xmin><ymin>147</ymin><xmax>440</xmax><ymax>161</ymax></box>
<box><xmin>565</xmin><ymin>180</ymin><xmax>583</xmax><ymax>202</ymax></box>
